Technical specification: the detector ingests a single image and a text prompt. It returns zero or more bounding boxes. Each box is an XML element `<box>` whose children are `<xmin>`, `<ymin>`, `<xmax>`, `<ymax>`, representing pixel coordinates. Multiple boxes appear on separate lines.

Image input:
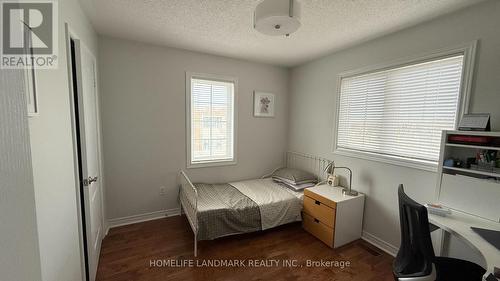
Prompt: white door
<box><xmin>74</xmin><ymin>40</ymin><xmax>103</xmax><ymax>281</ymax></box>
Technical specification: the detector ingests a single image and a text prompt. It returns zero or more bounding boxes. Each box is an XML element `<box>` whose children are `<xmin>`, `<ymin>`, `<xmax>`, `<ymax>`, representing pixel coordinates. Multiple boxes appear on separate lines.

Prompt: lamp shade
<box><xmin>254</xmin><ymin>0</ymin><xmax>301</xmax><ymax>36</ymax></box>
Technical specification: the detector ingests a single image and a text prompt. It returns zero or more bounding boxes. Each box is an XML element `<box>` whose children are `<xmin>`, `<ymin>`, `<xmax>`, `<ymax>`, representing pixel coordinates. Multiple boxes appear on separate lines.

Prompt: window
<box><xmin>187</xmin><ymin>73</ymin><xmax>236</xmax><ymax>167</ymax></box>
<box><xmin>335</xmin><ymin>45</ymin><xmax>475</xmax><ymax>170</ymax></box>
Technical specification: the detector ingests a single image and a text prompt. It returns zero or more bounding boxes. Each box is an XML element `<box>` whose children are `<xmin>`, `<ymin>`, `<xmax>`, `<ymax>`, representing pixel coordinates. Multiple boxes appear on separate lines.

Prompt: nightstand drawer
<box><xmin>304</xmin><ymin>188</ymin><xmax>336</xmax><ymax>209</ymax></box>
<box><xmin>303</xmin><ymin>195</ymin><xmax>335</xmax><ymax>228</ymax></box>
<box><xmin>303</xmin><ymin>212</ymin><xmax>333</xmax><ymax>247</ymax></box>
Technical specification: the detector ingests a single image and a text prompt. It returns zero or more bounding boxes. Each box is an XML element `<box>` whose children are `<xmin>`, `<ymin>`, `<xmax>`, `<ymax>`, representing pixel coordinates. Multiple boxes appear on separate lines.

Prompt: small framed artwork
<box><xmin>24</xmin><ymin>30</ymin><xmax>39</xmax><ymax>117</ymax></box>
<box><xmin>24</xmin><ymin>62</ymin><xmax>38</xmax><ymax>116</ymax></box>
<box><xmin>253</xmin><ymin>91</ymin><xmax>275</xmax><ymax>117</ymax></box>
<box><xmin>458</xmin><ymin>113</ymin><xmax>490</xmax><ymax>131</ymax></box>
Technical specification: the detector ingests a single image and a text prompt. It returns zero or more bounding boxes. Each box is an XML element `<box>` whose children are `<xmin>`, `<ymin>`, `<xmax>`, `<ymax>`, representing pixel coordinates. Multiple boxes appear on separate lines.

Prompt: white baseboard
<box><xmin>107</xmin><ymin>208</ymin><xmax>181</xmax><ymax>229</ymax></box>
<box><xmin>361</xmin><ymin>230</ymin><xmax>399</xmax><ymax>257</ymax></box>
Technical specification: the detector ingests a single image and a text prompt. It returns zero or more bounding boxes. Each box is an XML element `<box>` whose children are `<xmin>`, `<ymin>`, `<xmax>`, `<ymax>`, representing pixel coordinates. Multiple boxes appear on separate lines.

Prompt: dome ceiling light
<box><xmin>254</xmin><ymin>0</ymin><xmax>301</xmax><ymax>37</ymax></box>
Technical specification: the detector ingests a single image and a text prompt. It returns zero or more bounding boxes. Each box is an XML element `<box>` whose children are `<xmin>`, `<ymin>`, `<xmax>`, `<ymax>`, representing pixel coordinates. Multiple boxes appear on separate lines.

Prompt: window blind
<box><xmin>337</xmin><ymin>55</ymin><xmax>464</xmax><ymax>163</ymax></box>
<box><xmin>190</xmin><ymin>78</ymin><xmax>234</xmax><ymax>164</ymax></box>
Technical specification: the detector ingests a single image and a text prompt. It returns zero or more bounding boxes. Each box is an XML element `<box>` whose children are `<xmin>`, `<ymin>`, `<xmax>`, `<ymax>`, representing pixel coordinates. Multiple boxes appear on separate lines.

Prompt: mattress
<box><xmin>230</xmin><ymin>178</ymin><xmax>303</xmax><ymax>230</ymax></box>
<box><xmin>192</xmin><ymin>178</ymin><xmax>303</xmax><ymax>240</ymax></box>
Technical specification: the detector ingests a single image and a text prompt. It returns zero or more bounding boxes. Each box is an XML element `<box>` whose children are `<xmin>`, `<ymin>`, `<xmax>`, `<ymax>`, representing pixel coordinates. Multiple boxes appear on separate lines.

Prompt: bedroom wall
<box><xmin>99</xmin><ymin>36</ymin><xmax>289</xmax><ymax>221</ymax></box>
<box><xmin>288</xmin><ymin>0</ymin><xmax>500</xmax><ymax>255</ymax></box>
<box><xmin>28</xmin><ymin>0</ymin><xmax>99</xmax><ymax>280</ymax></box>
<box><xmin>0</xmin><ymin>69</ymin><xmax>42</xmax><ymax>281</ymax></box>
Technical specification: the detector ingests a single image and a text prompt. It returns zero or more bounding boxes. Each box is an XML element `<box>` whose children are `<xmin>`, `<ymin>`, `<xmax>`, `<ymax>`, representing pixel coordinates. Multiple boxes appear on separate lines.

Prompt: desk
<box><xmin>429</xmin><ymin>211</ymin><xmax>500</xmax><ymax>280</ymax></box>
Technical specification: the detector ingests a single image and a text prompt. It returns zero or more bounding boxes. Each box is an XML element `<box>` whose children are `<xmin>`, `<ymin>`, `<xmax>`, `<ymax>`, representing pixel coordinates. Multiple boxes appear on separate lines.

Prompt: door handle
<box><xmin>83</xmin><ymin>176</ymin><xmax>98</xmax><ymax>186</ymax></box>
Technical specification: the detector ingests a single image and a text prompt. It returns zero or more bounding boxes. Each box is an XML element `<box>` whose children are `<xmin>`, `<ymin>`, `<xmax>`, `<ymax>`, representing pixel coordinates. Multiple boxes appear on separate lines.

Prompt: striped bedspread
<box><xmin>193</xmin><ymin>178</ymin><xmax>303</xmax><ymax>240</ymax></box>
<box><xmin>230</xmin><ymin>178</ymin><xmax>303</xmax><ymax>230</ymax></box>
<box><xmin>194</xmin><ymin>183</ymin><xmax>261</xmax><ymax>240</ymax></box>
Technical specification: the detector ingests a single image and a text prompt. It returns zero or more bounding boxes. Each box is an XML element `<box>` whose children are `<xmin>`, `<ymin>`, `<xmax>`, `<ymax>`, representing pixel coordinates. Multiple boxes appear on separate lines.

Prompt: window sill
<box><xmin>187</xmin><ymin>159</ymin><xmax>237</xmax><ymax>169</ymax></box>
<box><xmin>333</xmin><ymin>148</ymin><xmax>438</xmax><ymax>173</ymax></box>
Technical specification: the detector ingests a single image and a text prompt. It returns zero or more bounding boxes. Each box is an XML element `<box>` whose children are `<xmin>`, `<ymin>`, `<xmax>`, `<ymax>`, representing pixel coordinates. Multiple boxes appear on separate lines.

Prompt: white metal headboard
<box><xmin>285</xmin><ymin>151</ymin><xmax>332</xmax><ymax>181</ymax></box>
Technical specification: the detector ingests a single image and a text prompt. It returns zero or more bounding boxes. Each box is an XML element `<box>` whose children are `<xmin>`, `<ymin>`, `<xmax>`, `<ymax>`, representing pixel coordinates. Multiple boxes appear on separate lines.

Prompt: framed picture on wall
<box><xmin>24</xmin><ymin>30</ymin><xmax>39</xmax><ymax>117</ymax></box>
<box><xmin>253</xmin><ymin>91</ymin><xmax>275</xmax><ymax>117</ymax></box>
<box><xmin>24</xmin><ymin>62</ymin><xmax>38</xmax><ymax>116</ymax></box>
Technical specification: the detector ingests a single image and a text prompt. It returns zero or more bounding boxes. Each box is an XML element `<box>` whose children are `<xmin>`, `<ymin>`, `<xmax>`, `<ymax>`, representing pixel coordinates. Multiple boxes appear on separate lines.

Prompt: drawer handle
<box><xmin>314</xmin><ymin>218</ymin><xmax>319</xmax><ymax>223</ymax></box>
<box><xmin>315</xmin><ymin>200</ymin><xmax>321</xmax><ymax>205</ymax></box>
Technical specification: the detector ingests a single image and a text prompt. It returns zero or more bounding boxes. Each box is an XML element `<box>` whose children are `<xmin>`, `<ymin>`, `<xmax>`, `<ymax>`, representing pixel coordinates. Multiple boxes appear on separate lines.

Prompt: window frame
<box><xmin>186</xmin><ymin>72</ymin><xmax>238</xmax><ymax>168</ymax></box>
<box><xmin>333</xmin><ymin>41</ymin><xmax>477</xmax><ymax>172</ymax></box>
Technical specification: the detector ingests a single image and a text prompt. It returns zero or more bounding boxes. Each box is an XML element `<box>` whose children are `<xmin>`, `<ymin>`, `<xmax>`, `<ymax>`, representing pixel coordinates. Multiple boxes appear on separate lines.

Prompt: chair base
<box><xmin>435</xmin><ymin>257</ymin><xmax>486</xmax><ymax>281</ymax></box>
<box><xmin>394</xmin><ymin>258</ymin><xmax>485</xmax><ymax>281</ymax></box>
<box><xmin>396</xmin><ymin>264</ymin><xmax>436</xmax><ymax>281</ymax></box>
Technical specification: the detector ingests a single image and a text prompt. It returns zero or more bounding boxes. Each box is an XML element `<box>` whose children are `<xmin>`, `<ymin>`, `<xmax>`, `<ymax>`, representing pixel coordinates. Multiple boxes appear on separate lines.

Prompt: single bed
<box><xmin>179</xmin><ymin>151</ymin><xmax>331</xmax><ymax>256</ymax></box>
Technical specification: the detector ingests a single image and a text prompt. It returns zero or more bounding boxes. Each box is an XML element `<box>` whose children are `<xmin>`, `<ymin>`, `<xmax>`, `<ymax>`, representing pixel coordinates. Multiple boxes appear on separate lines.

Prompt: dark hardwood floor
<box><xmin>96</xmin><ymin>215</ymin><xmax>395</xmax><ymax>281</ymax></box>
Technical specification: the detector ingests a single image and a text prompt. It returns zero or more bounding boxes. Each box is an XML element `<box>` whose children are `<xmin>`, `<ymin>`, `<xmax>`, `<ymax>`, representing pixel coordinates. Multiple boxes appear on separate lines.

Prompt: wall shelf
<box><xmin>436</xmin><ymin>130</ymin><xmax>500</xmax><ymax>222</ymax></box>
<box><xmin>445</xmin><ymin>143</ymin><xmax>500</xmax><ymax>151</ymax></box>
<box><xmin>442</xmin><ymin>166</ymin><xmax>500</xmax><ymax>178</ymax></box>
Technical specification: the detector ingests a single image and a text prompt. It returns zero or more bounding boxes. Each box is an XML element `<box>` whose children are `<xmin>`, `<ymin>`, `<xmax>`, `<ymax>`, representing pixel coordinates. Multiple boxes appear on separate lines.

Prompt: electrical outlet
<box><xmin>159</xmin><ymin>186</ymin><xmax>167</xmax><ymax>195</ymax></box>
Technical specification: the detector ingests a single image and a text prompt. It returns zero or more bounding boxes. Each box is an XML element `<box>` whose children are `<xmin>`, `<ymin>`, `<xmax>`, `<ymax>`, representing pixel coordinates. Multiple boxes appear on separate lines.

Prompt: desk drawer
<box><xmin>303</xmin><ymin>212</ymin><xmax>334</xmax><ymax>247</ymax></box>
<box><xmin>303</xmin><ymin>196</ymin><xmax>335</xmax><ymax>228</ymax></box>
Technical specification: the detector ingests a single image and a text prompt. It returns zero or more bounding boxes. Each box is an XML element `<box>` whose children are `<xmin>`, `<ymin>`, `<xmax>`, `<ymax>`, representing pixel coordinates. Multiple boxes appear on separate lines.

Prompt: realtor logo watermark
<box><xmin>1</xmin><ymin>0</ymin><xmax>58</xmax><ymax>69</ymax></box>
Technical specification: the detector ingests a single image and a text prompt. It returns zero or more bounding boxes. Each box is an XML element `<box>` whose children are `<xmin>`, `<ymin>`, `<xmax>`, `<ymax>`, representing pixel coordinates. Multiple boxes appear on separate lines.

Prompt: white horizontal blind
<box><xmin>337</xmin><ymin>55</ymin><xmax>464</xmax><ymax>163</ymax></box>
<box><xmin>191</xmin><ymin>78</ymin><xmax>234</xmax><ymax>164</ymax></box>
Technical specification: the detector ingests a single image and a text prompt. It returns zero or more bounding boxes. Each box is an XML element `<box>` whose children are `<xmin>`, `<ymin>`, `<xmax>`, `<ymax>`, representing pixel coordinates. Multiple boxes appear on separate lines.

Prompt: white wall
<box><xmin>99</xmin><ymin>37</ymin><xmax>289</xmax><ymax>220</ymax></box>
<box><xmin>28</xmin><ymin>0</ymin><xmax>99</xmax><ymax>280</ymax></box>
<box><xmin>0</xmin><ymin>69</ymin><xmax>42</xmax><ymax>281</ymax></box>
<box><xmin>288</xmin><ymin>0</ymin><xmax>500</xmax><ymax>254</ymax></box>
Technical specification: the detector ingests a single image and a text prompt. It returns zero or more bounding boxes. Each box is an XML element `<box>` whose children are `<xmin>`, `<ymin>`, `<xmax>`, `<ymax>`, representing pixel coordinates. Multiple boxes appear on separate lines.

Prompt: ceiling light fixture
<box><xmin>254</xmin><ymin>0</ymin><xmax>301</xmax><ymax>37</ymax></box>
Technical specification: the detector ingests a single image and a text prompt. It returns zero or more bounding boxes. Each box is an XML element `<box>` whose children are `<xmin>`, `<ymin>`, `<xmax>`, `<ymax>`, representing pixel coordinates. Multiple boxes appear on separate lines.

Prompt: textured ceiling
<box><xmin>79</xmin><ymin>0</ymin><xmax>485</xmax><ymax>67</ymax></box>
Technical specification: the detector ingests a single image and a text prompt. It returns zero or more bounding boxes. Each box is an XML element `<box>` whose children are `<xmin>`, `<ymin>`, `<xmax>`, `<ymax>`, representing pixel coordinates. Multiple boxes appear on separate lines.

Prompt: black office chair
<box><xmin>393</xmin><ymin>184</ymin><xmax>486</xmax><ymax>281</ymax></box>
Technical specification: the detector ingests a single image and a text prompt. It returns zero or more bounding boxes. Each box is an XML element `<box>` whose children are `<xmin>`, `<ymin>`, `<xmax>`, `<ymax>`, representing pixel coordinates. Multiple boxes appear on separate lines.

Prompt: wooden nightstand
<box><xmin>302</xmin><ymin>184</ymin><xmax>365</xmax><ymax>248</ymax></box>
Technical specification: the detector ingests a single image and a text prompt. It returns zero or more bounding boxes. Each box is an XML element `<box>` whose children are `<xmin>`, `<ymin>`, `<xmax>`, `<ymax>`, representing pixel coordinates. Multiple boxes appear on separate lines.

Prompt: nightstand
<box><xmin>302</xmin><ymin>184</ymin><xmax>365</xmax><ymax>248</ymax></box>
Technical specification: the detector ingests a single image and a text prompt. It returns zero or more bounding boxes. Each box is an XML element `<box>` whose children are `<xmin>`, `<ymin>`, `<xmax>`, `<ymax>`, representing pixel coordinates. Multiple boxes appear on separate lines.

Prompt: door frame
<box><xmin>64</xmin><ymin>23</ymin><xmax>106</xmax><ymax>281</ymax></box>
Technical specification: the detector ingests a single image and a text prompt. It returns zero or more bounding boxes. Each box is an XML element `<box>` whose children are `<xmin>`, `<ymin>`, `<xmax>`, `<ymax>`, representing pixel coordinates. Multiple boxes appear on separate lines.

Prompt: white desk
<box><xmin>429</xmin><ymin>211</ymin><xmax>500</xmax><ymax>280</ymax></box>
